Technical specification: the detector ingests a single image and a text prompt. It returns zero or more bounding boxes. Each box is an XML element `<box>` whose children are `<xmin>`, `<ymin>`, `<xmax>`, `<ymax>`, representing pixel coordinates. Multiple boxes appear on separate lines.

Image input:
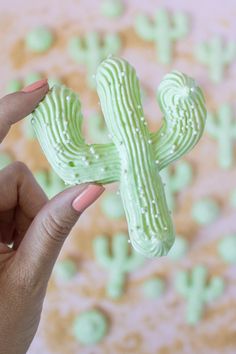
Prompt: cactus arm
<box><xmin>31</xmin><ymin>85</ymin><xmax>121</xmax><ymax>184</ymax></box>
<box><xmin>93</xmin><ymin>236</ymin><xmax>112</xmax><ymax>267</ymax></box>
<box><xmin>134</xmin><ymin>14</ymin><xmax>155</xmax><ymax>41</ymax></box>
<box><xmin>204</xmin><ymin>276</ymin><xmax>224</xmax><ymax>302</ymax></box>
<box><xmin>68</xmin><ymin>37</ymin><xmax>87</xmax><ymax>63</ymax></box>
<box><xmin>175</xmin><ymin>270</ymin><xmax>190</xmax><ymax>296</ymax></box>
<box><xmin>154</xmin><ymin>70</ymin><xmax>207</xmax><ymax>170</ymax></box>
<box><xmin>171</xmin><ymin>12</ymin><xmax>189</xmax><ymax>39</ymax></box>
<box><xmin>103</xmin><ymin>34</ymin><xmax>121</xmax><ymax>56</ymax></box>
<box><xmin>112</xmin><ymin>233</ymin><xmax>129</xmax><ymax>261</ymax></box>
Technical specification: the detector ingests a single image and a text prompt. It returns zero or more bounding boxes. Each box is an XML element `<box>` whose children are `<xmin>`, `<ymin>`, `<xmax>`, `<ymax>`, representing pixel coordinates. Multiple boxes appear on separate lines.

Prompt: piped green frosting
<box><xmin>30</xmin><ymin>56</ymin><xmax>207</xmax><ymax>258</ymax></box>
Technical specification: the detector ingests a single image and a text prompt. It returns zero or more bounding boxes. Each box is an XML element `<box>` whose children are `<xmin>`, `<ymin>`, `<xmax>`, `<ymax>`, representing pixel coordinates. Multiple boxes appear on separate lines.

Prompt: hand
<box><xmin>0</xmin><ymin>80</ymin><xmax>105</xmax><ymax>354</ymax></box>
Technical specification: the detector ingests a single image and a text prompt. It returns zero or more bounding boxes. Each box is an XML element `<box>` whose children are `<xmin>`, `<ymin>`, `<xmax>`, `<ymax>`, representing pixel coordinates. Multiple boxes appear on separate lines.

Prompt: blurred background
<box><xmin>1</xmin><ymin>0</ymin><xmax>236</xmax><ymax>353</ymax></box>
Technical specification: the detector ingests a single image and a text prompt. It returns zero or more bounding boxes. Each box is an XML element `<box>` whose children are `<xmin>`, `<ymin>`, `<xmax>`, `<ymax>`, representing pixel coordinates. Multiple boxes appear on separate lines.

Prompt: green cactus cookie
<box><xmin>72</xmin><ymin>309</ymin><xmax>108</xmax><ymax>345</ymax></box>
<box><xmin>160</xmin><ymin>161</ymin><xmax>193</xmax><ymax>211</ymax></box>
<box><xmin>175</xmin><ymin>265</ymin><xmax>224</xmax><ymax>325</ymax></box>
<box><xmin>94</xmin><ymin>233</ymin><xmax>144</xmax><ymax>298</ymax></box>
<box><xmin>195</xmin><ymin>36</ymin><xmax>236</xmax><ymax>83</ymax></box>
<box><xmin>206</xmin><ymin>104</ymin><xmax>236</xmax><ymax>169</ymax></box>
<box><xmin>135</xmin><ymin>8</ymin><xmax>188</xmax><ymax>64</ymax></box>
<box><xmin>68</xmin><ymin>32</ymin><xmax>121</xmax><ymax>88</ymax></box>
<box><xmin>25</xmin><ymin>26</ymin><xmax>54</xmax><ymax>53</ymax></box>
<box><xmin>218</xmin><ymin>234</ymin><xmax>236</xmax><ymax>263</ymax></box>
<box><xmin>30</xmin><ymin>56</ymin><xmax>207</xmax><ymax>258</ymax></box>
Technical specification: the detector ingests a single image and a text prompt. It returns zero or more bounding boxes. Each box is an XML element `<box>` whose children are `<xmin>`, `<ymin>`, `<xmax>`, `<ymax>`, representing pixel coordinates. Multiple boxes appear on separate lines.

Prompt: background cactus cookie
<box><xmin>175</xmin><ymin>265</ymin><xmax>225</xmax><ymax>325</ymax></box>
<box><xmin>135</xmin><ymin>8</ymin><xmax>189</xmax><ymax>64</ymax></box>
<box><xmin>30</xmin><ymin>56</ymin><xmax>207</xmax><ymax>258</ymax></box>
<box><xmin>93</xmin><ymin>233</ymin><xmax>144</xmax><ymax>299</ymax></box>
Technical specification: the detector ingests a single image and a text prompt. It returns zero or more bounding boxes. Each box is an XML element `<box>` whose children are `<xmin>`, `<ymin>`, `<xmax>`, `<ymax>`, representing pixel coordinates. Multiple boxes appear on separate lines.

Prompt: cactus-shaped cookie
<box><xmin>160</xmin><ymin>161</ymin><xmax>192</xmax><ymax>211</ymax></box>
<box><xmin>94</xmin><ymin>233</ymin><xmax>144</xmax><ymax>298</ymax></box>
<box><xmin>135</xmin><ymin>8</ymin><xmax>188</xmax><ymax>64</ymax></box>
<box><xmin>195</xmin><ymin>37</ymin><xmax>236</xmax><ymax>83</ymax></box>
<box><xmin>30</xmin><ymin>57</ymin><xmax>207</xmax><ymax>258</ymax></box>
<box><xmin>68</xmin><ymin>31</ymin><xmax>121</xmax><ymax>87</ymax></box>
<box><xmin>206</xmin><ymin>104</ymin><xmax>236</xmax><ymax>169</ymax></box>
<box><xmin>175</xmin><ymin>265</ymin><xmax>224</xmax><ymax>325</ymax></box>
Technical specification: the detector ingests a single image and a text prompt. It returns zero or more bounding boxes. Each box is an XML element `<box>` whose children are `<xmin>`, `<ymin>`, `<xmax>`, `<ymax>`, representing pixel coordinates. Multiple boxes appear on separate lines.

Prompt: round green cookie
<box><xmin>25</xmin><ymin>27</ymin><xmax>54</xmax><ymax>53</ymax></box>
<box><xmin>191</xmin><ymin>197</ymin><xmax>220</xmax><ymax>225</ymax></box>
<box><xmin>101</xmin><ymin>0</ymin><xmax>124</xmax><ymax>18</ymax></box>
<box><xmin>72</xmin><ymin>309</ymin><xmax>108</xmax><ymax>345</ymax></box>
<box><xmin>218</xmin><ymin>234</ymin><xmax>236</xmax><ymax>263</ymax></box>
<box><xmin>100</xmin><ymin>191</ymin><xmax>125</xmax><ymax>219</ymax></box>
<box><xmin>142</xmin><ymin>277</ymin><xmax>165</xmax><ymax>299</ymax></box>
<box><xmin>167</xmin><ymin>235</ymin><xmax>188</xmax><ymax>260</ymax></box>
<box><xmin>54</xmin><ymin>259</ymin><xmax>77</xmax><ymax>280</ymax></box>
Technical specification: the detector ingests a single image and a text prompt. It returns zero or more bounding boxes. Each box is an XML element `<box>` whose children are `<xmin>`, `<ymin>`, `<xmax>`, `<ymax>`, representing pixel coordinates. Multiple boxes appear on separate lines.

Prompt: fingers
<box><xmin>0</xmin><ymin>161</ymin><xmax>48</xmax><ymax>246</ymax></box>
<box><xmin>15</xmin><ymin>184</ymin><xmax>104</xmax><ymax>282</ymax></box>
<box><xmin>0</xmin><ymin>79</ymin><xmax>49</xmax><ymax>142</ymax></box>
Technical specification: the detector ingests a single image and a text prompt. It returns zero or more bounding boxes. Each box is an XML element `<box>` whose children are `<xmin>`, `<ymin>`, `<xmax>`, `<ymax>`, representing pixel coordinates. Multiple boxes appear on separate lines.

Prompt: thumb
<box><xmin>16</xmin><ymin>183</ymin><xmax>104</xmax><ymax>281</ymax></box>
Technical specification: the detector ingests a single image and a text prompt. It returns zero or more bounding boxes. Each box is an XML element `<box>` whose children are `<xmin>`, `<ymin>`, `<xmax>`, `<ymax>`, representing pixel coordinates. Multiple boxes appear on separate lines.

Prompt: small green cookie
<box><xmin>218</xmin><ymin>234</ymin><xmax>236</xmax><ymax>263</ymax></box>
<box><xmin>100</xmin><ymin>191</ymin><xmax>125</xmax><ymax>219</ymax></box>
<box><xmin>167</xmin><ymin>235</ymin><xmax>188</xmax><ymax>260</ymax></box>
<box><xmin>101</xmin><ymin>0</ymin><xmax>124</xmax><ymax>18</ymax></box>
<box><xmin>72</xmin><ymin>309</ymin><xmax>108</xmax><ymax>345</ymax></box>
<box><xmin>53</xmin><ymin>259</ymin><xmax>77</xmax><ymax>280</ymax></box>
<box><xmin>191</xmin><ymin>197</ymin><xmax>220</xmax><ymax>225</ymax></box>
<box><xmin>142</xmin><ymin>277</ymin><xmax>165</xmax><ymax>299</ymax></box>
<box><xmin>6</xmin><ymin>79</ymin><xmax>22</xmax><ymax>93</ymax></box>
<box><xmin>0</xmin><ymin>152</ymin><xmax>13</xmax><ymax>169</ymax></box>
<box><xmin>25</xmin><ymin>26</ymin><xmax>54</xmax><ymax>53</ymax></box>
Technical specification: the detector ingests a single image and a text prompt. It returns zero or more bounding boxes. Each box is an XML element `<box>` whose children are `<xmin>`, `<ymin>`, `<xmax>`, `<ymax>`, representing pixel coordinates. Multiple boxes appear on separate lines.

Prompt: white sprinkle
<box><xmin>148</xmin><ymin>139</ymin><xmax>152</xmax><ymax>144</ymax></box>
<box><xmin>135</xmin><ymin>128</ymin><xmax>139</xmax><ymax>132</ymax></box>
<box><xmin>128</xmin><ymin>239</ymin><xmax>131</xmax><ymax>243</ymax></box>
<box><xmin>95</xmin><ymin>154</ymin><xmax>99</xmax><ymax>159</ymax></box>
<box><xmin>140</xmin><ymin>116</ymin><xmax>145</xmax><ymax>121</ymax></box>
<box><xmin>155</xmin><ymin>160</ymin><xmax>160</xmax><ymax>164</ymax></box>
<box><xmin>160</xmin><ymin>132</ymin><xmax>165</xmax><ymax>137</ymax></box>
<box><xmin>90</xmin><ymin>146</ymin><xmax>95</xmax><ymax>154</ymax></box>
<box><xmin>66</xmin><ymin>95</ymin><xmax>71</xmax><ymax>101</ymax></box>
<box><xmin>152</xmin><ymin>200</ymin><xmax>156</xmax><ymax>204</ymax></box>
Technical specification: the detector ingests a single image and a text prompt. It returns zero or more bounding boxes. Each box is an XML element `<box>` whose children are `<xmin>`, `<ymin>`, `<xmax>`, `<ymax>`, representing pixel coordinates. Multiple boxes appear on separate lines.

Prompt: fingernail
<box><xmin>72</xmin><ymin>184</ymin><xmax>105</xmax><ymax>213</ymax></box>
<box><xmin>21</xmin><ymin>79</ymin><xmax>48</xmax><ymax>93</ymax></box>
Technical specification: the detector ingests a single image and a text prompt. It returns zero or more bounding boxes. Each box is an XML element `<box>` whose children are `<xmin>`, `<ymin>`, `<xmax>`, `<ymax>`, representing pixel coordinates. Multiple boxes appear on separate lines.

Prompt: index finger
<box><xmin>0</xmin><ymin>79</ymin><xmax>49</xmax><ymax>142</ymax></box>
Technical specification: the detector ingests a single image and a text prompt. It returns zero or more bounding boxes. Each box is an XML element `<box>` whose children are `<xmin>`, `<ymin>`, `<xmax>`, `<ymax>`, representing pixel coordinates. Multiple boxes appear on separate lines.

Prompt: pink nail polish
<box><xmin>72</xmin><ymin>184</ymin><xmax>105</xmax><ymax>213</ymax></box>
<box><xmin>21</xmin><ymin>79</ymin><xmax>48</xmax><ymax>93</ymax></box>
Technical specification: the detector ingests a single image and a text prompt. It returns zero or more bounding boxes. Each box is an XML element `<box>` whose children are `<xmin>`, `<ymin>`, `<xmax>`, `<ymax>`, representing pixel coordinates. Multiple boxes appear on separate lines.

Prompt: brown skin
<box><xmin>0</xmin><ymin>84</ymin><xmax>104</xmax><ymax>354</ymax></box>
